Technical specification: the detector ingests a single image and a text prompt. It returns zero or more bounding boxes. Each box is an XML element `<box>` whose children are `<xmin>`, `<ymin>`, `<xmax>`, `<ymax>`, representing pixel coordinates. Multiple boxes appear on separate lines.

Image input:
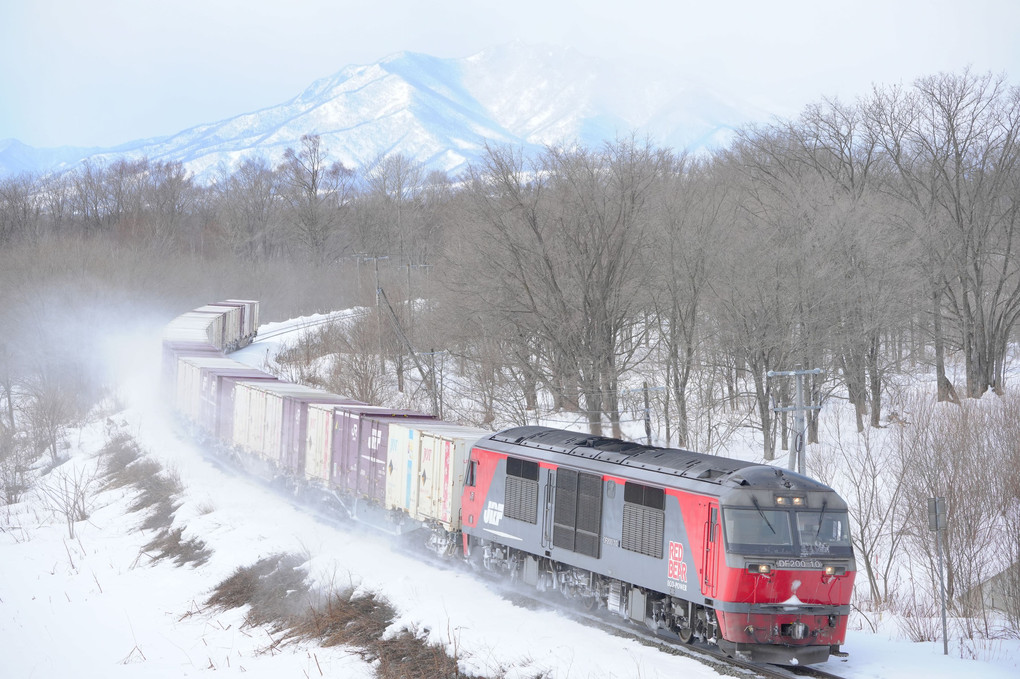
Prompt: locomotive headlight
<box><xmin>748</xmin><ymin>563</ymin><xmax>772</xmax><ymax>574</ymax></box>
<box><xmin>792</xmin><ymin>496</ymin><xmax>805</xmax><ymax>506</ymax></box>
<box><xmin>776</xmin><ymin>496</ymin><xmax>789</xmax><ymax>505</ymax></box>
<box><xmin>824</xmin><ymin>565</ymin><xmax>835</xmax><ymax>576</ymax></box>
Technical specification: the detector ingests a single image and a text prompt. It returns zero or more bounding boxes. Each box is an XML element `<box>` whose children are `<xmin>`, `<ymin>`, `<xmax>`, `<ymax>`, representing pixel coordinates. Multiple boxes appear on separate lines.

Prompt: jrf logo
<box><xmin>483</xmin><ymin>501</ymin><xmax>504</xmax><ymax>526</ymax></box>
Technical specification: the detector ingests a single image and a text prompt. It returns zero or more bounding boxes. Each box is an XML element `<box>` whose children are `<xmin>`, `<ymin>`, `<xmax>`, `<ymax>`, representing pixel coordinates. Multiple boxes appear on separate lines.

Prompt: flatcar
<box><xmin>161</xmin><ymin>301</ymin><xmax>855</xmax><ymax>666</ymax></box>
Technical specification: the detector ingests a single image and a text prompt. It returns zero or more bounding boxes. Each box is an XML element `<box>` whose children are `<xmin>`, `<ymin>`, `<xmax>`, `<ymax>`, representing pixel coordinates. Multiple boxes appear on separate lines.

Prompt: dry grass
<box><xmin>99</xmin><ymin>432</ymin><xmax>210</xmax><ymax>565</ymax></box>
<box><xmin>207</xmin><ymin>553</ymin><xmax>310</xmax><ymax>631</ymax></box>
<box><xmin>206</xmin><ymin>553</ymin><xmax>477</xmax><ymax>678</ymax></box>
<box><xmin>141</xmin><ymin>526</ymin><xmax>212</xmax><ymax>567</ymax></box>
<box><xmin>99</xmin><ymin>433</ymin><xmax>144</xmax><ymax>482</ymax></box>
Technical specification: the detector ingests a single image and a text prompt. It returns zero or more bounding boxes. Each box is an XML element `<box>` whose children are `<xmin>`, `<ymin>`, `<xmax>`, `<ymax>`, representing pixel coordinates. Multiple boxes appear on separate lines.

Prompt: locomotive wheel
<box><xmin>676</xmin><ymin>600</ymin><xmax>696</xmax><ymax>644</ymax></box>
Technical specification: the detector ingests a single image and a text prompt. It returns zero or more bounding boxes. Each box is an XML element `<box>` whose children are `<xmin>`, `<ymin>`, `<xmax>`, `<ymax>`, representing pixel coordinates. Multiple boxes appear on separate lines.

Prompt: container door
<box><xmin>334</xmin><ymin>410</ymin><xmax>358</xmax><ymax>493</ymax></box>
<box><xmin>370</xmin><ymin>422</ymin><xmax>389</xmax><ymax>504</ymax></box>
<box><xmin>384</xmin><ymin>423</ymin><xmax>418</xmax><ymax>513</ymax></box>
<box><xmin>358</xmin><ymin>417</ymin><xmax>386</xmax><ymax>503</ymax></box>
<box><xmin>414</xmin><ymin>432</ymin><xmax>433</xmax><ymax>520</ymax></box>
<box><xmin>305</xmin><ymin>406</ymin><xmax>332</xmax><ymax>483</ymax></box>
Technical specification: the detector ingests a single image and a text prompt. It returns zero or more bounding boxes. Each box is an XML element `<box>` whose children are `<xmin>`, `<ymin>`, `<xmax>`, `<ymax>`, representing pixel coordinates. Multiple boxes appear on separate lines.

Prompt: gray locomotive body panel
<box><xmin>472</xmin><ymin>433</ymin><xmax>709</xmax><ymax>603</ymax></box>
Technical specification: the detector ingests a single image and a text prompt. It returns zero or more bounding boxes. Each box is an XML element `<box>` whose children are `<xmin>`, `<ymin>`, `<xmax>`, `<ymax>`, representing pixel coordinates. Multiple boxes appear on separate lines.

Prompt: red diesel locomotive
<box><xmin>460</xmin><ymin>426</ymin><xmax>855</xmax><ymax>665</ymax></box>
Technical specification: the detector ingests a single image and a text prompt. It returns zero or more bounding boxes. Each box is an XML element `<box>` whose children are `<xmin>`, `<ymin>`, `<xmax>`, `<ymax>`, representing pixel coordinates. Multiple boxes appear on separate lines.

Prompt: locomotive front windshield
<box><xmin>796</xmin><ymin>510</ymin><xmax>852</xmax><ymax>556</ymax></box>
<box><xmin>723</xmin><ymin>506</ymin><xmax>852</xmax><ymax>557</ymax></box>
<box><xmin>723</xmin><ymin>508</ymin><xmax>794</xmax><ymax>554</ymax></box>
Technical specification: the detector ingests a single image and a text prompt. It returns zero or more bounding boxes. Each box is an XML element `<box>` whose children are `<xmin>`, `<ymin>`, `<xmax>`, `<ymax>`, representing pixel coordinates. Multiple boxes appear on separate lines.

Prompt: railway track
<box><xmin>248</xmin><ymin>308</ymin><xmax>370</xmax><ymax>344</ymax></box>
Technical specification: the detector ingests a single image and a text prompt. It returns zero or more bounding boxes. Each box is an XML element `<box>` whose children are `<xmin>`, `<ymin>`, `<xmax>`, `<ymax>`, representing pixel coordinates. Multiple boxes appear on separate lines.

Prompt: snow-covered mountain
<box><xmin>1</xmin><ymin>42</ymin><xmax>763</xmax><ymax>182</ymax></box>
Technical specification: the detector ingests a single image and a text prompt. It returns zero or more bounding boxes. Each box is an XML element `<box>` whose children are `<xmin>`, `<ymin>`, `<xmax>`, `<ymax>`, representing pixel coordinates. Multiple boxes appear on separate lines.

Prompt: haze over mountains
<box><xmin>0</xmin><ymin>42</ymin><xmax>766</xmax><ymax>181</ymax></box>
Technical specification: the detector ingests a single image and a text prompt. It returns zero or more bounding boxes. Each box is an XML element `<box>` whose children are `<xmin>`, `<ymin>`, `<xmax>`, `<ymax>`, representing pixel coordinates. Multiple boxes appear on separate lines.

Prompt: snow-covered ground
<box><xmin>2</xmin><ymin>315</ymin><xmax>1018</xmax><ymax>678</ymax></box>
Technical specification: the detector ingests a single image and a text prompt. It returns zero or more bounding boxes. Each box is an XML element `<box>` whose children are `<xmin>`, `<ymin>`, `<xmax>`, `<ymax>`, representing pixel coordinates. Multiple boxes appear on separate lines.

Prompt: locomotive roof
<box><xmin>486</xmin><ymin>426</ymin><xmax>832</xmax><ymax>495</ymax></box>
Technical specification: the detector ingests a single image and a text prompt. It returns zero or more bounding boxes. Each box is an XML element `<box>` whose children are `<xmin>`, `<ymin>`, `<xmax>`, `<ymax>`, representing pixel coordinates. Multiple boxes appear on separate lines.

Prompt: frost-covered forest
<box><xmin>2</xmin><ymin>69</ymin><xmax>1020</xmax><ymax>649</ymax></box>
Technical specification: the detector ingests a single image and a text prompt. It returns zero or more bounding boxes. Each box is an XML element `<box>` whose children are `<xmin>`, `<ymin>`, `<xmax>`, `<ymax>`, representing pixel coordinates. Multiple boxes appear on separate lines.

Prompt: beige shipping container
<box><xmin>232</xmin><ymin>380</ymin><xmax>278</xmax><ymax>462</ymax></box>
<box><xmin>305</xmin><ymin>402</ymin><xmax>335</xmax><ymax>484</ymax></box>
<box><xmin>418</xmin><ymin>425</ymin><xmax>490</xmax><ymax>531</ymax></box>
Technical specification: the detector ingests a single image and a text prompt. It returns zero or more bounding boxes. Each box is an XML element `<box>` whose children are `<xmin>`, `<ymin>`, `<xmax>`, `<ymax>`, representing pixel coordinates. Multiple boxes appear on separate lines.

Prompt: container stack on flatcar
<box><xmin>162</xmin><ymin>301</ymin><xmax>856</xmax><ymax>666</ymax></box>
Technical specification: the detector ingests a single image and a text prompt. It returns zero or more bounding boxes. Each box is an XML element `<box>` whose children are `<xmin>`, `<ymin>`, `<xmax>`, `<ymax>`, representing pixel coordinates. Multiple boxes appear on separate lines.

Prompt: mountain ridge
<box><xmin>0</xmin><ymin>42</ymin><xmax>764</xmax><ymax>182</ymax></box>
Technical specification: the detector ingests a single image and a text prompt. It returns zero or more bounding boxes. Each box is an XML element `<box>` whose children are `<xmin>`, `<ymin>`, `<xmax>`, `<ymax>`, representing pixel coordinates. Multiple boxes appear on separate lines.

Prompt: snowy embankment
<box><xmin>1</xmin><ymin>315</ymin><xmax>1018</xmax><ymax>678</ymax></box>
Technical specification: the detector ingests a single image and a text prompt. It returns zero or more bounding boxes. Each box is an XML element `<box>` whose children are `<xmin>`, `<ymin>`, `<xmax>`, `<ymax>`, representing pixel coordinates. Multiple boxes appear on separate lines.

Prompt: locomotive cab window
<box><xmin>504</xmin><ymin>456</ymin><xmax>539</xmax><ymax>524</ymax></box>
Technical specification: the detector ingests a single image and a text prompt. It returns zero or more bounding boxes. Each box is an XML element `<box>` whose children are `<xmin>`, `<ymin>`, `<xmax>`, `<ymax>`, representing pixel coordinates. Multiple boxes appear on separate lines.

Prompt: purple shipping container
<box><xmin>198</xmin><ymin>364</ymin><xmax>275</xmax><ymax>437</ymax></box>
<box><xmin>278</xmin><ymin>388</ymin><xmax>361</xmax><ymax>477</ymax></box>
<box><xmin>330</xmin><ymin>405</ymin><xmax>435</xmax><ymax>503</ymax></box>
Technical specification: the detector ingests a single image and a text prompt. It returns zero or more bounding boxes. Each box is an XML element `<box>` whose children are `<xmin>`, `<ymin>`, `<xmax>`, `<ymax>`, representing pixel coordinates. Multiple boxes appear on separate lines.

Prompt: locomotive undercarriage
<box><xmin>470</xmin><ymin>538</ymin><xmax>716</xmax><ymax>645</ymax></box>
<box><xmin>424</xmin><ymin>522</ymin><xmax>460</xmax><ymax>558</ymax></box>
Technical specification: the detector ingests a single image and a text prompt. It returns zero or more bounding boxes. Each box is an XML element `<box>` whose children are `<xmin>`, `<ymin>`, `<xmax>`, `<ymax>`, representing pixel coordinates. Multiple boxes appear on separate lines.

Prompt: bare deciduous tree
<box><xmin>452</xmin><ymin>140</ymin><xmax>666</xmax><ymax>436</ymax></box>
<box><xmin>216</xmin><ymin>155</ymin><xmax>282</xmax><ymax>260</ymax></box>
<box><xmin>279</xmin><ymin>134</ymin><xmax>356</xmax><ymax>264</ymax></box>
<box><xmin>0</xmin><ymin>172</ymin><xmax>42</xmax><ymax>245</ymax></box>
<box><xmin>867</xmin><ymin>69</ymin><xmax>1020</xmax><ymax>399</ymax></box>
<box><xmin>24</xmin><ymin>368</ymin><xmax>76</xmax><ymax>466</ymax></box>
<box><xmin>38</xmin><ymin>463</ymin><xmax>97</xmax><ymax>539</ymax></box>
<box><xmin>650</xmin><ymin>154</ymin><xmax>728</xmax><ymax>447</ymax></box>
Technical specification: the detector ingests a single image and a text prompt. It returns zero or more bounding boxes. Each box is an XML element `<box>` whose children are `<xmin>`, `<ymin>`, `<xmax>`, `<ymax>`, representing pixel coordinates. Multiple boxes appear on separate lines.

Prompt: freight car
<box><xmin>162</xmin><ymin>301</ymin><xmax>855</xmax><ymax>666</ymax></box>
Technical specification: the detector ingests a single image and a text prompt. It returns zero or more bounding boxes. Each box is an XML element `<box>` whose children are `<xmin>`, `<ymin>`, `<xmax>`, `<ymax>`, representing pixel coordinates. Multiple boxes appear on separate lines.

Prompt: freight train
<box><xmin>162</xmin><ymin>300</ymin><xmax>856</xmax><ymax>666</ymax></box>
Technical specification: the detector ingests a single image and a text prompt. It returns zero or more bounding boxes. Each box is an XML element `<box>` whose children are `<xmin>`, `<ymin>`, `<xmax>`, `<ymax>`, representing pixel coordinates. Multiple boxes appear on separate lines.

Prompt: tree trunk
<box><xmin>868</xmin><ymin>332</ymin><xmax>882</xmax><ymax>428</ymax></box>
<box><xmin>933</xmin><ymin>288</ymin><xmax>959</xmax><ymax>403</ymax></box>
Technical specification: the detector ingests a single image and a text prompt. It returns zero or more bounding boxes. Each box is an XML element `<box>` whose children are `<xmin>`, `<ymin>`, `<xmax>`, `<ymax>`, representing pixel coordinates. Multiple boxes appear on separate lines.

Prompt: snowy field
<box><xmin>2</xmin><ymin>315</ymin><xmax>1018</xmax><ymax>678</ymax></box>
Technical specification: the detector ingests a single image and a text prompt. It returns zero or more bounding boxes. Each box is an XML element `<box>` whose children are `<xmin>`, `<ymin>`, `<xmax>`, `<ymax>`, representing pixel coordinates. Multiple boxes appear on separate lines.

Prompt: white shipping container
<box><xmin>385</xmin><ymin>422</ymin><xmax>489</xmax><ymax>531</ymax></box>
<box><xmin>386</xmin><ymin>422</ymin><xmax>423</xmax><ymax>514</ymax></box>
<box><xmin>163</xmin><ymin>314</ymin><xmax>219</xmax><ymax>346</ymax></box>
<box><xmin>232</xmin><ymin>380</ymin><xmax>273</xmax><ymax>461</ymax></box>
<box><xmin>194</xmin><ymin>305</ymin><xmax>240</xmax><ymax>349</ymax></box>
<box><xmin>176</xmin><ymin>356</ymin><xmax>249</xmax><ymax>421</ymax></box>
<box><xmin>224</xmin><ymin>299</ymin><xmax>260</xmax><ymax>339</ymax></box>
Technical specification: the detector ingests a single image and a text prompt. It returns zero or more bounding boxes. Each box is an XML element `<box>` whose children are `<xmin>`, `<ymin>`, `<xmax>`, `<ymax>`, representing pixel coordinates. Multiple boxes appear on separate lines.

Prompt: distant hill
<box><xmin>0</xmin><ymin>42</ymin><xmax>766</xmax><ymax>182</ymax></box>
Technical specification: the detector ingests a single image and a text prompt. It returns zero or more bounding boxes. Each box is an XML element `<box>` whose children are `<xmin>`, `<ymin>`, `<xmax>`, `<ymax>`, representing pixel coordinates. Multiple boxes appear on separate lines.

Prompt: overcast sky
<box><xmin>2</xmin><ymin>0</ymin><xmax>1018</xmax><ymax>148</ymax></box>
